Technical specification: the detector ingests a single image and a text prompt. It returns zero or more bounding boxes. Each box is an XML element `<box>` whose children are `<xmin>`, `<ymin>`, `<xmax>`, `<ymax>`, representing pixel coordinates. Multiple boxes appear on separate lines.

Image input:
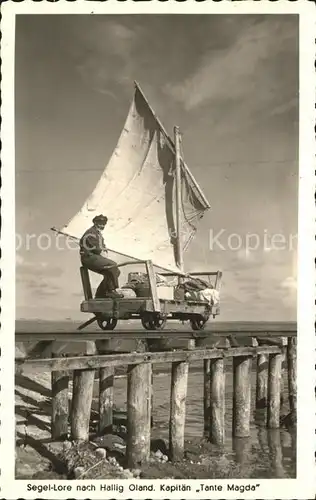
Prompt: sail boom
<box><xmin>51</xmin><ymin>227</ymin><xmax>189</xmax><ymax>277</ymax></box>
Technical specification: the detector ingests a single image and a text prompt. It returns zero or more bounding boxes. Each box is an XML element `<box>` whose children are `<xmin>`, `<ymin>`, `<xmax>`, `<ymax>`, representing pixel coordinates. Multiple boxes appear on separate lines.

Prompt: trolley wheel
<box><xmin>96</xmin><ymin>316</ymin><xmax>118</xmax><ymax>331</ymax></box>
<box><xmin>141</xmin><ymin>313</ymin><xmax>167</xmax><ymax>331</ymax></box>
<box><xmin>190</xmin><ymin>316</ymin><xmax>208</xmax><ymax>331</ymax></box>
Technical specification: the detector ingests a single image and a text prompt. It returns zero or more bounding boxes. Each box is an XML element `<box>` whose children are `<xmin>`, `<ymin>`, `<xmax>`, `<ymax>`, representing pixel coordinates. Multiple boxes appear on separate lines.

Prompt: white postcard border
<box><xmin>1</xmin><ymin>1</ymin><xmax>315</xmax><ymax>499</ymax></box>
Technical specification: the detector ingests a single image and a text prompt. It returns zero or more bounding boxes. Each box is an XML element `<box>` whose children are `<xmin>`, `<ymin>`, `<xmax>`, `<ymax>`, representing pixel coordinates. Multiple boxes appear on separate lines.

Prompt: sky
<box><xmin>15</xmin><ymin>14</ymin><xmax>299</xmax><ymax>321</ymax></box>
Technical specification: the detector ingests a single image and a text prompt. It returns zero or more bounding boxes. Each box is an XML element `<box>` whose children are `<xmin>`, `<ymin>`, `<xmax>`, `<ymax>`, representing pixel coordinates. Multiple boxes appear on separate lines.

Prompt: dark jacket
<box><xmin>79</xmin><ymin>226</ymin><xmax>107</xmax><ymax>256</ymax></box>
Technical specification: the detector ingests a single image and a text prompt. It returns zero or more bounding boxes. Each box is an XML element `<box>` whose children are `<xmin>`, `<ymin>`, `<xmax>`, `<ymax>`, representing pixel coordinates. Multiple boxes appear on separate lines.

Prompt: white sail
<box><xmin>59</xmin><ymin>83</ymin><xmax>210</xmax><ymax>274</ymax></box>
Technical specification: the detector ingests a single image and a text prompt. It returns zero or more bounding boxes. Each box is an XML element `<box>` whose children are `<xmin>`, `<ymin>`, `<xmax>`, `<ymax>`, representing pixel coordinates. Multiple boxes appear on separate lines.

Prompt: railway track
<box><xmin>15</xmin><ymin>321</ymin><xmax>297</xmax><ymax>343</ymax></box>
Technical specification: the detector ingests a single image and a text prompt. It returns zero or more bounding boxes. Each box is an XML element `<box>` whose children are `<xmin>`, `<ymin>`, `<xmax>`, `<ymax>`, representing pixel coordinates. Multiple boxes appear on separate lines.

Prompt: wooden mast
<box><xmin>174</xmin><ymin>125</ymin><xmax>184</xmax><ymax>272</ymax></box>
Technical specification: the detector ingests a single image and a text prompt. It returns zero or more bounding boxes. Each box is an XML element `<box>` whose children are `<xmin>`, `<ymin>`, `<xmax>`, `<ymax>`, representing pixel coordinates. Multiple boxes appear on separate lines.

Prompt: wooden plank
<box><xmin>71</xmin><ymin>368</ymin><xmax>95</xmax><ymax>441</ymax></box>
<box><xmin>232</xmin><ymin>356</ymin><xmax>252</xmax><ymax>437</ymax></box>
<box><xmin>160</xmin><ymin>301</ymin><xmax>210</xmax><ymax>314</ymax></box>
<box><xmin>169</xmin><ymin>361</ymin><xmax>189</xmax><ymax>462</ymax></box>
<box><xmin>208</xmin><ymin>358</ymin><xmax>225</xmax><ymax>445</ymax></box>
<box><xmin>51</xmin><ymin>367</ymin><xmax>69</xmax><ymax>440</ymax></box>
<box><xmin>126</xmin><ymin>340</ymin><xmax>151</xmax><ymax>468</ymax></box>
<box><xmin>145</xmin><ymin>260</ymin><xmax>161</xmax><ymax>313</ymax></box>
<box><xmin>159</xmin><ymin>271</ymin><xmax>220</xmax><ymax>277</ymax></box>
<box><xmin>15</xmin><ymin>346</ymin><xmax>283</xmax><ymax>375</ymax></box>
<box><xmin>80</xmin><ymin>267</ymin><xmax>93</xmax><ymax>300</ymax></box>
<box><xmin>256</xmin><ymin>353</ymin><xmax>269</xmax><ymax>409</ymax></box>
<box><xmin>82</xmin><ymin>297</ymin><xmax>231</xmax><ymax>316</ymax></box>
<box><xmin>81</xmin><ymin>298</ymin><xmax>147</xmax><ymax>315</ymax></box>
<box><xmin>267</xmin><ymin>352</ymin><xmax>283</xmax><ymax>428</ymax></box>
<box><xmin>287</xmin><ymin>337</ymin><xmax>297</xmax><ymax>416</ymax></box>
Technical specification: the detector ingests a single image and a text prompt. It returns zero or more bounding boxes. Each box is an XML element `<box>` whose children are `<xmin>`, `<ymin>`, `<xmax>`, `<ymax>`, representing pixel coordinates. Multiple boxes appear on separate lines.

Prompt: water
<box><xmin>109</xmin><ymin>367</ymin><xmax>296</xmax><ymax>479</ymax></box>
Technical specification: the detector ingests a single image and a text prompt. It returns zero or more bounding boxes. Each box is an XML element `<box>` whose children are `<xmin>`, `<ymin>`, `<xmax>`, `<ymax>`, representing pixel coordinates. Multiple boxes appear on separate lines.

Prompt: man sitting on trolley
<box><xmin>79</xmin><ymin>214</ymin><xmax>123</xmax><ymax>299</ymax></box>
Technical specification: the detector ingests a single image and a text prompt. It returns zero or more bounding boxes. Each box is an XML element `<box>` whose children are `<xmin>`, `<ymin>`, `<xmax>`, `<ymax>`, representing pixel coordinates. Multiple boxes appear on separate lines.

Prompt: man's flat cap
<box><xmin>92</xmin><ymin>214</ymin><xmax>108</xmax><ymax>224</ymax></box>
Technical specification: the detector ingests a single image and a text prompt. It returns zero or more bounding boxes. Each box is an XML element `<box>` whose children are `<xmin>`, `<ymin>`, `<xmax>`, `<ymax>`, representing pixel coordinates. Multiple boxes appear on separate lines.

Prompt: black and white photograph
<box><xmin>1</xmin><ymin>2</ymin><xmax>315</xmax><ymax>499</ymax></box>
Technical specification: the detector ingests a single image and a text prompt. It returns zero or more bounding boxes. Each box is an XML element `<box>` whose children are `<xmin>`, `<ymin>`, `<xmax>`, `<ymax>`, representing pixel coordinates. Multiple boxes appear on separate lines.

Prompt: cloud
<box><xmin>16</xmin><ymin>254</ymin><xmax>24</xmax><ymax>266</ymax></box>
<box><xmin>16</xmin><ymin>258</ymin><xmax>63</xmax><ymax>278</ymax></box>
<box><xmin>66</xmin><ymin>18</ymin><xmax>139</xmax><ymax>95</ymax></box>
<box><xmin>164</xmin><ymin>16</ymin><xmax>298</xmax><ymax>126</ymax></box>
<box><xmin>236</xmin><ymin>248</ymin><xmax>256</xmax><ymax>263</ymax></box>
<box><xmin>281</xmin><ymin>276</ymin><xmax>297</xmax><ymax>290</ymax></box>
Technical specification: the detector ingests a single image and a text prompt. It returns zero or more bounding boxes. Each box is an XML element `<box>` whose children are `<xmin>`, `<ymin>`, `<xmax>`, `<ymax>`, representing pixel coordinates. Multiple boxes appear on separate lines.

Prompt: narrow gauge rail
<box><xmin>15</xmin><ymin>321</ymin><xmax>297</xmax><ymax>344</ymax></box>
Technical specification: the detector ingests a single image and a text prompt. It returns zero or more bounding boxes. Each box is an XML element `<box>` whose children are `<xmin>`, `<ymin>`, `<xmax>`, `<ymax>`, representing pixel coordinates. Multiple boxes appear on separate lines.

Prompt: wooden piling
<box><xmin>287</xmin><ymin>337</ymin><xmax>297</xmax><ymax>416</ymax></box>
<box><xmin>71</xmin><ymin>368</ymin><xmax>95</xmax><ymax>441</ymax></box>
<box><xmin>280</xmin><ymin>346</ymin><xmax>286</xmax><ymax>408</ymax></box>
<box><xmin>99</xmin><ymin>366</ymin><xmax>114</xmax><ymax>434</ymax></box>
<box><xmin>232</xmin><ymin>356</ymin><xmax>252</xmax><ymax>437</ymax></box>
<box><xmin>267</xmin><ymin>352</ymin><xmax>282</xmax><ymax>428</ymax></box>
<box><xmin>51</xmin><ymin>368</ymin><xmax>69</xmax><ymax>440</ymax></box>
<box><xmin>169</xmin><ymin>361</ymin><xmax>189</xmax><ymax>461</ymax></box>
<box><xmin>256</xmin><ymin>353</ymin><xmax>269</xmax><ymax>409</ymax></box>
<box><xmin>203</xmin><ymin>359</ymin><xmax>211</xmax><ymax>435</ymax></box>
<box><xmin>209</xmin><ymin>357</ymin><xmax>225</xmax><ymax>445</ymax></box>
<box><xmin>97</xmin><ymin>340</ymin><xmax>114</xmax><ymax>435</ymax></box>
<box><xmin>126</xmin><ymin>341</ymin><xmax>151</xmax><ymax>468</ymax></box>
<box><xmin>151</xmin><ymin>370</ymin><xmax>154</xmax><ymax>427</ymax></box>
<box><xmin>268</xmin><ymin>429</ymin><xmax>285</xmax><ymax>478</ymax></box>
<box><xmin>233</xmin><ymin>437</ymin><xmax>251</xmax><ymax>468</ymax></box>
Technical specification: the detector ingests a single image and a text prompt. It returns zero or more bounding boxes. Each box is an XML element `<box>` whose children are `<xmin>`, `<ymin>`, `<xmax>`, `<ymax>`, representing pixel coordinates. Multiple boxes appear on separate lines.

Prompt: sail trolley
<box><xmin>52</xmin><ymin>82</ymin><xmax>223</xmax><ymax>331</ymax></box>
